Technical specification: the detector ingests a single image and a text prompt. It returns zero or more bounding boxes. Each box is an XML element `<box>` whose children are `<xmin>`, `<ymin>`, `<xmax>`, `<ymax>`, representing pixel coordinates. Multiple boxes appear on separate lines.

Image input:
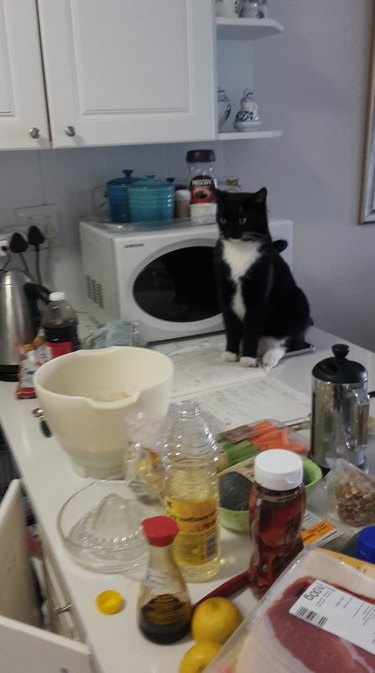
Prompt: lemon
<box><xmin>191</xmin><ymin>597</ymin><xmax>243</xmax><ymax>645</ymax></box>
<box><xmin>179</xmin><ymin>641</ymin><xmax>222</xmax><ymax>673</ymax></box>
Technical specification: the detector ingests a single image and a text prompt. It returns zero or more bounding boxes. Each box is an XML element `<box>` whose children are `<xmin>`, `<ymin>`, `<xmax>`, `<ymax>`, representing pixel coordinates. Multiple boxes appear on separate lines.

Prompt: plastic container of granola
<box><xmin>308</xmin><ymin>458</ymin><xmax>375</xmax><ymax>528</ymax></box>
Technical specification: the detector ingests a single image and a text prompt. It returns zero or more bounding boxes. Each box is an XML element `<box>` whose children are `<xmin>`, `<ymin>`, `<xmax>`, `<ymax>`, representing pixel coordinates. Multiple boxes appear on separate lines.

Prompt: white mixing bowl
<box><xmin>34</xmin><ymin>346</ymin><xmax>173</xmax><ymax>479</ymax></box>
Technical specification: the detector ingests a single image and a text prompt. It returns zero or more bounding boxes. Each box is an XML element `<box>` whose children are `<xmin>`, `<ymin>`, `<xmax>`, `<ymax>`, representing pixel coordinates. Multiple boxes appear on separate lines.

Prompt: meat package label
<box><xmin>289</xmin><ymin>579</ymin><xmax>375</xmax><ymax>655</ymax></box>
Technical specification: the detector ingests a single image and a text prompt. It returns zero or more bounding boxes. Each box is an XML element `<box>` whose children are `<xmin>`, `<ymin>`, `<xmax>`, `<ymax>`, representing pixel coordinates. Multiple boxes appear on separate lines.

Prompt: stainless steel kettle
<box><xmin>310</xmin><ymin>344</ymin><xmax>369</xmax><ymax>472</ymax></box>
<box><xmin>0</xmin><ymin>269</ymin><xmax>49</xmax><ymax>381</ymax></box>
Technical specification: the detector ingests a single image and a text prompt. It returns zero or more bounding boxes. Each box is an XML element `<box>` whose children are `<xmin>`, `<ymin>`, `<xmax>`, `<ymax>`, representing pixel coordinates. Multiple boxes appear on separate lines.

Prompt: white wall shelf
<box><xmin>218</xmin><ymin>129</ymin><xmax>282</xmax><ymax>140</ymax></box>
<box><xmin>216</xmin><ymin>17</ymin><xmax>284</xmax><ymax>41</ymax></box>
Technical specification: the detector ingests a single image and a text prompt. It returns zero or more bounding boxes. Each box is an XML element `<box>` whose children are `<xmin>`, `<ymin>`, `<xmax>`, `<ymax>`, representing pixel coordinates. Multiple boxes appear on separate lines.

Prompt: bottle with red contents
<box><xmin>248</xmin><ymin>449</ymin><xmax>305</xmax><ymax>599</ymax></box>
<box><xmin>41</xmin><ymin>291</ymin><xmax>80</xmax><ymax>358</ymax></box>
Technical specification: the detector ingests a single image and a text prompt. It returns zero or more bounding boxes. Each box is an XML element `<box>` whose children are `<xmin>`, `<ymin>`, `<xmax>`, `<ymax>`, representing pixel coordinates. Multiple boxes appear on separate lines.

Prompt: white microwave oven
<box><xmin>79</xmin><ymin>218</ymin><xmax>293</xmax><ymax>343</ymax></box>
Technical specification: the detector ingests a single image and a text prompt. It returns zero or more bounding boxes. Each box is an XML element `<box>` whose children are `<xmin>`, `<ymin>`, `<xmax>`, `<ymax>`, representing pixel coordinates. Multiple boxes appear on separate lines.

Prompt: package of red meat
<box><xmin>205</xmin><ymin>548</ymin><xmax>375</xmax><ymax>673</ymax></box>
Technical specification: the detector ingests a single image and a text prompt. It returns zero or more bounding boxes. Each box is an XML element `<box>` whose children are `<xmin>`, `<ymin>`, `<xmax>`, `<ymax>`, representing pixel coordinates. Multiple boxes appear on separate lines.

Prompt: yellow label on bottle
<box><xmin>164</xmin><ymin>497</ymin><xmax>218</xmax><ymax>565</ymax></box>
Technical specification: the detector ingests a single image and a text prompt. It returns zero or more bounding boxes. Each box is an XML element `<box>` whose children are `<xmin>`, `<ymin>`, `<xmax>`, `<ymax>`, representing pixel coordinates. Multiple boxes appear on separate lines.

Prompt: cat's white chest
<box><xmin>222</xmin><ymin>240</ymin><xmax>261</xmax><ymax>320</ymax></box>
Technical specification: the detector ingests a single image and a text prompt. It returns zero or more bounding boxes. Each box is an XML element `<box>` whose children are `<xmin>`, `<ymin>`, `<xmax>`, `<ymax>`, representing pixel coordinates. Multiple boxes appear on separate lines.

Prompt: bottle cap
<box><xmin>356</xmin><ymin>526</ymin><xmax>375</xmax><ymax>563</ymax></box>
<box><xmin>186</xmin><ymin>149</ymin><xmax>215</xmax><ymax>164</ymax></box>
<box><xmin>254</xmin><ymin>449</ymin><xmax>303</xmax><ymax>491</ymax></box>
<box><xmin>142</xmin><ymin>516</ymin><xmax>179</xmax><ymax>547</ymax></box>
<box><xmin>96</xmin><ymin>590</ymin><xmax>124</xmax><ymax>614</ymax></box>
<box><xmin>49</xmin><ymin>291</ymin><xmax>66</xmax><ymax>302</ymax></box>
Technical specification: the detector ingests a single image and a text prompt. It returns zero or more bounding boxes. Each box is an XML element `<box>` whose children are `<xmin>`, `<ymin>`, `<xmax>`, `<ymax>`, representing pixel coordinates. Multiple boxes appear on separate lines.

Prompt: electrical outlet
<box><xmin>14</xmin><ymin>204</ymin><xmax>59</xmax><ymax>240</ymax></box>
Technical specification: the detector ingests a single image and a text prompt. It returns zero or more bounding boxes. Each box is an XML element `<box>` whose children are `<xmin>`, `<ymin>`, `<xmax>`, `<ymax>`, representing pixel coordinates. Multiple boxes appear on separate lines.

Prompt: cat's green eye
<box><xmin>219</xmin><ymin>217</ymin><xmax>227</xmax><ymax>224</ymax></box>
<box><xmin>239</xmin><ymin>217</ymin><xmax>247</xmax><ymax>225</ymax></box>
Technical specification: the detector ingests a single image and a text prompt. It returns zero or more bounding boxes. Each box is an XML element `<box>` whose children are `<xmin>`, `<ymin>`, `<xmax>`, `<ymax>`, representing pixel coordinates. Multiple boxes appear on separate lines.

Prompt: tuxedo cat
<box><xmin>214</xmin><ymin>187</ymin><xmax>311</xmax><ymax>371</ymax></box>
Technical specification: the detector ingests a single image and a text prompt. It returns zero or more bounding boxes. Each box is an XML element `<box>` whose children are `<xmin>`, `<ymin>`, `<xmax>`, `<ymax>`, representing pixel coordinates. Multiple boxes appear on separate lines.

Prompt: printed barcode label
<box><xmin>289</xmin><ymin>579</ymin><xmax>375</xmax><ymax>656</ymax></box>
<box><xmin>295</xmin><ymin>605</ymin><xmax>328</xmax><ymax>627</ymax></box>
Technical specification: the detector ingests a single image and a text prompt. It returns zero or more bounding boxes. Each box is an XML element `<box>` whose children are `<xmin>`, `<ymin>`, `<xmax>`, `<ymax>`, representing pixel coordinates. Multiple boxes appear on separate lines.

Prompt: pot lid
<box><xmin>107</xmin><ymin>169</ymin><xmax>140</xmax><ymax>186</ymax></box>
<box><xmin>128</xmin><ymin>174</ymin><xmax>174</xmax><ymax>191</ymax></box>
<box><xmin>312</xmin><ymin>343</ymin><xmax>367</xmax><ymax>384</ymax></box>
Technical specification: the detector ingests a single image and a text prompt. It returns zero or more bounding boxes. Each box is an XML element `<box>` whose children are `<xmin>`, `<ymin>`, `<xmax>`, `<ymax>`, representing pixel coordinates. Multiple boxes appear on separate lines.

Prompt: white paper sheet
<box><xmin>169</xmin><ymin>347</ymin><xmax>310</xmax><ymax>434</ymax></box>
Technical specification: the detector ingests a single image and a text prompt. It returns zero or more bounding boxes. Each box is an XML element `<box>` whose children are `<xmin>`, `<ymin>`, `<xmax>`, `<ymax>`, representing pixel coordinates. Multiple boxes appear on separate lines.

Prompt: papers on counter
<box><xmin>169</xmin><ymin>347</ymin><xmax>310</xmax><ymax>435</ymax></box>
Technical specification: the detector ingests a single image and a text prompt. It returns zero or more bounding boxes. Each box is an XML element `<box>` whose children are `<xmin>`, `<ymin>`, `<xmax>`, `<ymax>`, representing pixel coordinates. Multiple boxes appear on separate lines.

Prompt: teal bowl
<box><xmin>219</xmin><ymin>457</ymin><xmax>323</xmax><ymax>534</ymax></box>
<box><xmin>128</xmin><ymin>174</ymin><xmax>174</xmax><ymax>223</ymax></box>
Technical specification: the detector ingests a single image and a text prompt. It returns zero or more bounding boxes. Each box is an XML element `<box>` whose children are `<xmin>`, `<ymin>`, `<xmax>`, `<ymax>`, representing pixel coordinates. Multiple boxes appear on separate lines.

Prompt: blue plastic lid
<box><xmin>107</xmin><ymin>169</ymin><xmax>140</xmax><ymax>186</ymax></box>
<box><xmin>128</xmin><ymin>174</ymin><xmax>174</xmax><ymax>191</ymax></box>
<box><xmin>356</xmin><ymin>526</ymin><xmax>375</xmax><ymax>563</ymax></box>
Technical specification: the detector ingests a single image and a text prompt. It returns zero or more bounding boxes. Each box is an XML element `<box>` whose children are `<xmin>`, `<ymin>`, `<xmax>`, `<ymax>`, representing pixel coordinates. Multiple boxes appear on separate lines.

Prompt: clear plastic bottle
<box><xmin>186</xmin><ymin>149</ymin><xmax>217</xmax><ymax>225</ymax></box>
<box><xmin>161</xmin><ymin>400</ymin><xmax>220</xmax><ymax>582</ymax></box>
<box><xmin>137</xmin><ymin>516</ymin><xmax>192</xmax><ymax>644</ymax></box>
<box><xmin>248</xmin><ymin>449</ymin><xmax>305</xmax><ymax>598</ymax></box>
<box><xmin>41</xmin><ymin>291</ymin><xmax>80</xmax><ymax>358</ymax></box>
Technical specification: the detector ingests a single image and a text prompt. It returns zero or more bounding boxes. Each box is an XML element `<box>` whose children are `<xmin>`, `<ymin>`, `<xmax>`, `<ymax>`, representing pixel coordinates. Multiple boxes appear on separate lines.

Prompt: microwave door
<box><xmin>133</xmin><ymin>246</ymin><xmax>221</xmax><ymax>335</ymax></box>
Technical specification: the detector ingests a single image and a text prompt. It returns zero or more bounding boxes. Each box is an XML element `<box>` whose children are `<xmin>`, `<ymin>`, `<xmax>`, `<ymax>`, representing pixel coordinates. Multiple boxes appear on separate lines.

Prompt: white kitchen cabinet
<box><xmin>0</xmin><ymin>0</ymin><xmax>216</xmax><ymax>149</ymax></box>
<box><xmin>0</xmin><ymin>3</ymin><xmax>283</xmax><ymax>150</ymax></box>
<box><xmin>37</xmin><ymin>0</ymin><xmax>216</xmax><ymax>148</ymax></box>
<box><xmin>0</xmin><ymin>0</ymin><xmax>49</xmax><ymax>149</ymax></box>
<box><xmin>0</xmin><ymin>480</ymin><xmax>95</xmax><ymax>673</ymax></box>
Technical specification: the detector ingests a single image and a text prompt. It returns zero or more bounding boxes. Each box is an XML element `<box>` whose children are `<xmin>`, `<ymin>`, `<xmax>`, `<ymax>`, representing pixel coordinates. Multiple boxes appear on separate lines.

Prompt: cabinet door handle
<box><xmin>64</xmin><ymin>125</ymin><xmax>76</xmax><ymax>137</ymax></box>
<box><xmin>29</xmin><ymin>127</ymin><xmax>41</xmax><ymax>139</ymax></box>
<box><xmin>55</xmin><ymin>603</ymin><xmax>72</xmax><ymax>614</ymax></box>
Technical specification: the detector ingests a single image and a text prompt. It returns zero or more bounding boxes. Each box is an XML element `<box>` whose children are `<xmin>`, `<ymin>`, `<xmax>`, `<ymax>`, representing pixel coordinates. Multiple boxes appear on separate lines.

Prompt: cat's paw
<box><xmin>222</xmin><ymin>351</ymin><xmax>239</xmax><ymax>363</ymax></box>
<box><xmin>261</xmin><ymin>347</ymin><xmax>285</xmax><ymax>372</ymax></box>
<box><xmin>239</xmin><ymin>356</ymin><xmax>258</xmax><ymax>368</ymax></box>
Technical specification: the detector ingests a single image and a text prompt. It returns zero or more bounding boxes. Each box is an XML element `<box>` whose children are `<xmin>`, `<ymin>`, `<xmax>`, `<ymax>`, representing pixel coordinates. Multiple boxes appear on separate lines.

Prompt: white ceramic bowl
<box><xmin>34</xmin><ymin>346</ymin><xmax>173</xmax><ymax>479</ymax></box>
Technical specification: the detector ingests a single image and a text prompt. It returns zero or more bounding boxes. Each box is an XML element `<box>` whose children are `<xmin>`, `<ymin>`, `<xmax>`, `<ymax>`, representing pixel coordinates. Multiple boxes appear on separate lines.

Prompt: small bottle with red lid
<box><xmin>248</xmin><ymin>449</ymin><xmax>306</xmax><ymax>599</ymax></box>
<box><xmin>137</xmin><ymin>515</ymin><xmax>192</xmax><ymax>644</ymax></box>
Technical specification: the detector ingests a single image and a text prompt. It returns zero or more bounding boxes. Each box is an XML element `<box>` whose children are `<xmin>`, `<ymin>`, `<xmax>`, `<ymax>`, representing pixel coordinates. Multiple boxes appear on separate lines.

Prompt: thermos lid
<box><xmin>312</xmin><ymin>344</ymin><xmax>367</xmax><ymax>384</ymax></box>
<box><xmin>186</xmin><ymin>149</ymin><xmax>215</xmax><ymax>163</ymax></box>
<box><xmin>356</xmin><ymin>526</ymin><xmax>375</xmax><ymax>563</ymax></box>
<box><xmin>254</xmin><ymin>449</ymin><xmax>303</xmax><ymax>491</ymax></box>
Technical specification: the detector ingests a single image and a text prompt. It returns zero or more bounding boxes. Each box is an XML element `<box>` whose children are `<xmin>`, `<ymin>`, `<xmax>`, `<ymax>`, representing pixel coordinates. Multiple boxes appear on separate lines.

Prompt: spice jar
<box><xmin>248</xmin><ymin>449</ymin><xmax>305</xmax><ymax>598</ymax></box>
<box><xmin>137</xmin><ymin>516</ymin><xmax>192</xmax><ymax>644</ymax></box>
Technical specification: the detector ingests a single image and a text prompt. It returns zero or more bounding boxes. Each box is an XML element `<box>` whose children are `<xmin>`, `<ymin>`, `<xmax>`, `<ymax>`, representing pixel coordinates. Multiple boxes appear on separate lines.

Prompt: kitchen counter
<box><xmin>1</xmin><ymin>326</ymin><xmax>375</xmax><ymax>673</ymax></box>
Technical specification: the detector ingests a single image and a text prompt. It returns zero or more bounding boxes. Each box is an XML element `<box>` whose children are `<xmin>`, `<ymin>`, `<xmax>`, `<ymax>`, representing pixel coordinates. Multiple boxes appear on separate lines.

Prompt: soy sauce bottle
<box><xmin>137</xmin><ymin>516</ymin><xmax>192</xmax><ymax>644</ymax></box>
<box><xmin>248</xmin><ymin>449</ymin><xmax>305</xmax><ymax>599</ymax></box>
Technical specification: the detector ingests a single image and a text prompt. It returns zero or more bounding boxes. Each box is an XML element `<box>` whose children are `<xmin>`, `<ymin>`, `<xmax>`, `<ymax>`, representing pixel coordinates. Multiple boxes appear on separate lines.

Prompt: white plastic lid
<box><xmin>49</xmin><ymin>291</ymin><xmax>66</xmax><ymax>301</ymax></box>
<box><xmin>254</xmin><ymin>449</ymin><xmax>303</xmax><ymax>491</ymax></box>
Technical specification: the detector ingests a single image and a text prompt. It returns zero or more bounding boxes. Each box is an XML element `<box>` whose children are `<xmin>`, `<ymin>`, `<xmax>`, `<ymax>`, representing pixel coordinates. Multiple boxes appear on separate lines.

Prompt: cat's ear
<box><xmin>273</xmin><ymin>239</ymin><xmax>288</xmax><ymax>253</ymax></box>
<box><xmin>253</xmin><ymin>187</ymin><xmax>267</xmax><ymax>203</ymax></box>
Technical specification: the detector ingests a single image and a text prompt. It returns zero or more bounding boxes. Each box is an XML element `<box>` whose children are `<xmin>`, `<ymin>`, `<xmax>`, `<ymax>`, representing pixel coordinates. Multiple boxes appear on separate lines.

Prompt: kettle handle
<box><xmin>346</xmin><ymin>387</ymin><xmax>369</xmax><ymax>450</ymax></box>
<box><xmin>23</xmin><ymin>282</ymin><xmax>50</xmax><ymax>332</ymax></box>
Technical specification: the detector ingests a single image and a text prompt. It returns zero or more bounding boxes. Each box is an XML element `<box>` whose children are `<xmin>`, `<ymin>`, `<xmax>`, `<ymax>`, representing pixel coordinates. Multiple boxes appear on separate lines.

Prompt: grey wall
<box><xmin>0</xmin><ymin>0</ymin><xmax>374</xmax><ymax>348</ymax></box>
<box><xmin>223</xmin><ymin>0</ymin><xmax>375</xmax><ymax>350</ymax></box>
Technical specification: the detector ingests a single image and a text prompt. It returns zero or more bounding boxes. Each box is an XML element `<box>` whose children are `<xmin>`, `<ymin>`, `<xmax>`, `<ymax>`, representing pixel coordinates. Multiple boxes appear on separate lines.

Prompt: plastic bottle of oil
<box><xmin>161</xmin><ymin>400</ymin><xmax>220</xmax><ymax>582</ymax></box>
